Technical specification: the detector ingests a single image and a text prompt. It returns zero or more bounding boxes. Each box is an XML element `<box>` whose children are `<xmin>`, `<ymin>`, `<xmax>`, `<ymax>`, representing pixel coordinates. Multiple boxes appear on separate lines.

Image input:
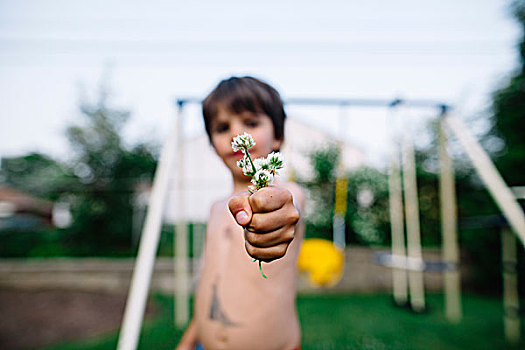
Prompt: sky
<box><xmin>0</xmin><ymin>0</ymin><xmax>521</xmax><ymax>167</ymax></box>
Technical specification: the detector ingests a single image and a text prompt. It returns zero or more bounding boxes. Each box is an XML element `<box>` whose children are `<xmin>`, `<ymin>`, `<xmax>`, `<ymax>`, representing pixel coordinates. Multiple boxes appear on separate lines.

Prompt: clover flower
<box><xmin>253</xmin><ymin>157</ymin><xmax>269</xmax><ymax>170</ymax></box>
<box><xmin>266</xmin><ymin>152</ymin><xmax>284</xmax><ymax>175</ymax></box>
<box><xmin>238</xmin><ymin>156</ymin><xmax>256</xmax><ymax>176</ymax></box>
<box><xmin>236</xmin><ymin>158</ymin><xmax>246</xmax><ymax>168</ymax></box>
<box><xmin>231</xmin><ymin>133</ymin><xmax>285</xmax><ymax>192</ymax></box>
<box><xmin>231</xmin><ymin>132</ymin><xmax>255</xmax><ymax>152</ymax></box>
<box><xmin>251</xmin><ymin>168</ymin><xmax>274</xmax><ymax>190</ymax></box>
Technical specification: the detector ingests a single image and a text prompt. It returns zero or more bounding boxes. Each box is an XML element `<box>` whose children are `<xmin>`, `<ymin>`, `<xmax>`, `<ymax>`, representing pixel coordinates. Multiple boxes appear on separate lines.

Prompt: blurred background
<box><xmin>0</xmin><ymin>0</ymin><xmax>524</xmax><ymax>349</ymax></box>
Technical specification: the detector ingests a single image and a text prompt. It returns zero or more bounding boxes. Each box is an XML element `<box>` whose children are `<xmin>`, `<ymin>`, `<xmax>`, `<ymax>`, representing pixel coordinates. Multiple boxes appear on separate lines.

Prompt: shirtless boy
<box><xmin>176</xmin><ymin>76</ymin><xmax>305</xmax><ymax>350</ymax></box>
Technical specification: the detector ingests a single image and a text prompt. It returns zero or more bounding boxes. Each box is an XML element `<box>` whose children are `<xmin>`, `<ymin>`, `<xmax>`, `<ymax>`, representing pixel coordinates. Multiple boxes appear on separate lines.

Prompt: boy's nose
<box><xmin>230</xmin><ymin>123</ymin><xmax>245</xmax><ymax>139</ymax></box>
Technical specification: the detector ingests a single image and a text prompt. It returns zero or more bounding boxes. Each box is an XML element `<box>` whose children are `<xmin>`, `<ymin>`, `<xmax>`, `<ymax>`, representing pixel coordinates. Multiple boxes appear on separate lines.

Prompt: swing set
<box><xmin>116</xmin><ymin>97</ymin><xmax>524</xmax><ymax>349</ymax></box>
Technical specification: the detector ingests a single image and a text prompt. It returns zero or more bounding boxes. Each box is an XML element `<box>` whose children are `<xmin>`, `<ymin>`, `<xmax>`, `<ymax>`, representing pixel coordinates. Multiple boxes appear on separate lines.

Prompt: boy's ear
<box><xmin>272</xmin><ymin>138</ymin><xmax>283</xmax><ymax>151</ymax></box>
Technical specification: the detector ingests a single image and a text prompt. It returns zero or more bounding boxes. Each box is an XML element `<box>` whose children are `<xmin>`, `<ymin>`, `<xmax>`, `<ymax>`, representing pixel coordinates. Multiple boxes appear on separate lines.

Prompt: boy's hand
<box><xmin>228</xmin><ymin>187</ymin><xmax>300</xmax><ymax>262</ymax></box>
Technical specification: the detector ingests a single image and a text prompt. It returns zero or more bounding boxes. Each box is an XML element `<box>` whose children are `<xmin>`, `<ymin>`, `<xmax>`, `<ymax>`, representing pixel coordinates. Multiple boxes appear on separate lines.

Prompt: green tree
<box><xmin>300</xmin><ymin>143</ymin><xmax>339</xmax><ymax>240</ymax></box>
<box><xmin>483</xmin><ymin>0</ymin><xmax>525</xmax><ymax>293</ymax></box>
<box><xmin>0</xmin><ymin>153</ymin><xmax>73</xmax><ymax>201</ymax></box>
<box><xmin>64</xmin><ymin>86</ymin><xmax>157</xmax><ymax>256</ymax></box>
<box><xmin>301</xmin><ymin>144</ymin><xmax>392</xmax><ymax>245</ymax></box>
<box><xmin>491</xmin><ymin>0</ymin><xmax>525</xmax><ymax>185</ymax></box>
<box><xmin>345</xmin><ymin>167</ymin><xmax>390</xmax><ymax>245</ymax></box>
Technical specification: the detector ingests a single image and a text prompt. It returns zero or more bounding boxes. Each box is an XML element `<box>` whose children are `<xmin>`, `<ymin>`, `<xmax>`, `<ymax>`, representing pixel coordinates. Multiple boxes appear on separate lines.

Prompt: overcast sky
<box><xmin>0</xmin><ymin>0</ymin><xmax>521</xmax><ymax>166</ymax></box>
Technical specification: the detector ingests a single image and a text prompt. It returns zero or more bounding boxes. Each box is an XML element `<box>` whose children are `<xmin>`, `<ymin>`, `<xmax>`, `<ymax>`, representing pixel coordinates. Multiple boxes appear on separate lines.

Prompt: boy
<box><xmin>176</xmin><ymin>76</ymin><xmax>305</xmax><ymax>350</ymax></box>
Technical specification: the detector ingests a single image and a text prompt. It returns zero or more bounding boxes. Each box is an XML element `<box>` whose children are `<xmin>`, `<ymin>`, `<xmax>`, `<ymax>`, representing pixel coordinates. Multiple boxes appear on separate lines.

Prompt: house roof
<box><xmin>0</xmin><ymin>186</ymin><xmax>53</xmax><ymax>217</ymax></box>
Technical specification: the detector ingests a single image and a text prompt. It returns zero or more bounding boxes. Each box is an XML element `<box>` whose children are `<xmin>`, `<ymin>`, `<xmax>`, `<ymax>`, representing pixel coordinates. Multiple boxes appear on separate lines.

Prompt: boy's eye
<box><xmin>214</xmin><ymin>123</ymin><xmax>229</xmax><ymax>133</ymax></box>
<box><xmin>244</xmin><ymin>120</ymin><xmax>259</xmax><ymax>128</ymax></box>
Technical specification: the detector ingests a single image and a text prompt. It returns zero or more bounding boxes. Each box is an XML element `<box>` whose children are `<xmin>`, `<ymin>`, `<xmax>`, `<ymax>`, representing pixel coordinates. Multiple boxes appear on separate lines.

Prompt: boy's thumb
<box><xmin>228</xmin><ymin>192</ymin><xmax>252</xmax><ymax>226</ymax></box>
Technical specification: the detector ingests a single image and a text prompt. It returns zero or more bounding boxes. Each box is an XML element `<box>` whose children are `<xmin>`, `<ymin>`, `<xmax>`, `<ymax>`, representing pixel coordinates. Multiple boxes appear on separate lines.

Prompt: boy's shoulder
<box><xmin>209</xmin><ymin>198</ymin><xmax>229</xmax><ymax>218</ymax></box>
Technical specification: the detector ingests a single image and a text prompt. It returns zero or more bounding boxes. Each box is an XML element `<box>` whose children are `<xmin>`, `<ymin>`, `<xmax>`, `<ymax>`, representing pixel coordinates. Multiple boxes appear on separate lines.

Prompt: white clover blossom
<box><xmin>231</xmin><ymin>132</ymin><xmax>255</xmax><ymax>152</ymax></box>
<box><xmin>266</xmin><ymin>152</ymin><xmax>284</xmax><ymax>174</ymax></box>
<box><xmin>251</xmin><ymin>169</ymin><xmax>274</xmax><ymax>189</ymax></box>
<box><xmin>253</xmin><ymin>157</ymin><xmax>269</xmax><ymax>170</ymax></box>
<box><xmin>236</xmin><ymin>158</ymin><xmax>246</xmax><ymax>168</ymax></box>
<box><xmin>240</xmin><ymin>157</ymin><xmax>256</xmax><ymax>176</ymax></box>
<box><xmin>237</xmin><ymin>157</ymin><xmax>251</xmax><ymax>175</ymax></box>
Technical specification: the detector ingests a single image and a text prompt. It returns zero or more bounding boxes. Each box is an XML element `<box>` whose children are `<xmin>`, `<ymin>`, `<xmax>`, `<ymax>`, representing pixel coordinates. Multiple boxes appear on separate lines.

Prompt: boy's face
<box><xmin>210</xmin><ymin>106</ymin><xmax>282</xmax><ymax>182</ymax></box>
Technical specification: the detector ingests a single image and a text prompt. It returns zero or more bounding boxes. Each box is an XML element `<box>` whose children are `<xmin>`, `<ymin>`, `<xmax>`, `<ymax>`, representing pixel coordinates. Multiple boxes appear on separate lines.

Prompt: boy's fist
<box><xmin>228</xmin><ymin>187</ymin><xmax>300</xmax><ymax>262</ymax></box>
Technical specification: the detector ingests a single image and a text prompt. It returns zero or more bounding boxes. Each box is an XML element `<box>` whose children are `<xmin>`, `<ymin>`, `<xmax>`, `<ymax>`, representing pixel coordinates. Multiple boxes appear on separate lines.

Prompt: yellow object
<box><xmin>334</xmin><ymin>175</ymin><xmax>348</xmax><ymax>216</ymax></box>
<box><xmin>297</xmin><ymin>238</ymin><xmax>345</xmax><ymax>287</ymax></box>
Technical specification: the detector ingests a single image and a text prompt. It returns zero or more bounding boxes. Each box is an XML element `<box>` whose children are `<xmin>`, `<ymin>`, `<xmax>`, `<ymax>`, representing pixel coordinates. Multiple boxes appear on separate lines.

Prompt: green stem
<box><xmin>258</xmin><ymin>260</ymin><xmax>268</xmax><ymax>279</ymax></box>
<box><xmin>244</xmin><ymin>147</ymin><xmax>257</xmax><ymax>175</ymax></box>
<box><xmin>243</xmin><ymin>146</ymin><xmax>266</xmax><ymax>278</ymax></box>
<box><xmin>251</xmin><ymin>258</ymin><xmax>268</xmax><ymax>278</ymax></box>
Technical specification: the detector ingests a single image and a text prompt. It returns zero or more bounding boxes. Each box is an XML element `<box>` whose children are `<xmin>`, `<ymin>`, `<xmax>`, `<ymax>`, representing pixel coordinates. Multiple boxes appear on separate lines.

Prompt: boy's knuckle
<box><xmin>244</xmin><ymin>229</ymin><xmax>254</xmax><ymax>242</ymax></box>
<box><xmin>251</xmin><ymin>216</ymin><xmax>271</xmax><ymax>234</ymax></box>
<box><xmin>277</xmin><ymin>189</ymin><xmax>291</xmax><ymax>206</ymax></box>
<box><xmin>249</xmin><ymin>195</ymin><xmax>265</xmax><ymax>212</ymax></box>
<box><xmin>249</xmin><ymin>214</ymin><xmax>261</xmax><ymax>230</ymax></box>
<box><xmin>229</xmin><ymin>193</ymin><xmax>251</xmax><ymax>214</ymax></box>
<box><xmin>276</xmin><ymin>245</ymin><xmax>287</xmax><ymax>258</ymax></box>
<box><xmin>279</xmin><ymin>188</ymin><xmax>292</xmax><ymax>203</ymax></box>
<box><xmin>289</xmin><ymin>208</ymin><xmax>300</xmax><ymax>224</ymax></box>
<box><xmin>284</xmin><ymin>229</ymin><xmax>295</xmax><ymax>243</ymax></box>
<box><xmin>249</xmin><ymin>232</ymin><xmax>262</xmax><ymax>247</ymax></box>
<box><xmin>228</xmin><ymin>196</ymin><xmax>240</xmax><ymax>210</ymax></box>
<box><xmin>245</xmin><ymin>242</ymin><xmax>257</xmax><ymax>257</ymax></box>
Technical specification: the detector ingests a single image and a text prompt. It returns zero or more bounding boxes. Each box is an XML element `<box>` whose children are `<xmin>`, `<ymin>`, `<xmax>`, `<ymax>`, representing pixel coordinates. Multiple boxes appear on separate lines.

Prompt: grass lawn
<box><xmin>43</xmin><ymin>293</ymin><xmax>524</xmax><ymax>350</ymax></box>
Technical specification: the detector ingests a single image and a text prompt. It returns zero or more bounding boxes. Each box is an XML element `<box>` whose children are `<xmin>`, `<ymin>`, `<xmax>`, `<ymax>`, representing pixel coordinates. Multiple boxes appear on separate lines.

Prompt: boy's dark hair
<box><xmin>202</xmin><ymin>76</ymin><xmax>286</xmax><ymax>142</ymax></box>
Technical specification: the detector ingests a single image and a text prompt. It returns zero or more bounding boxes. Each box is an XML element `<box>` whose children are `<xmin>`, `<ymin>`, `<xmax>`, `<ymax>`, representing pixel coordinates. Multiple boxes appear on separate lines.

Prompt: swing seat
<box><xmin>297</xmin><ymin>238</ymin><xmax>345</xmax><ymax>287</ymax></box>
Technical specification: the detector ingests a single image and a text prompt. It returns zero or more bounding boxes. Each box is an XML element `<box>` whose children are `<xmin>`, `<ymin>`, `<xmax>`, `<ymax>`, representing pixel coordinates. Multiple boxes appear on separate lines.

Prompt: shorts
<box><xmin>195</xmin><ymin>344</ymin><xmax>299</xmax><ymax>350</ymax></box>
